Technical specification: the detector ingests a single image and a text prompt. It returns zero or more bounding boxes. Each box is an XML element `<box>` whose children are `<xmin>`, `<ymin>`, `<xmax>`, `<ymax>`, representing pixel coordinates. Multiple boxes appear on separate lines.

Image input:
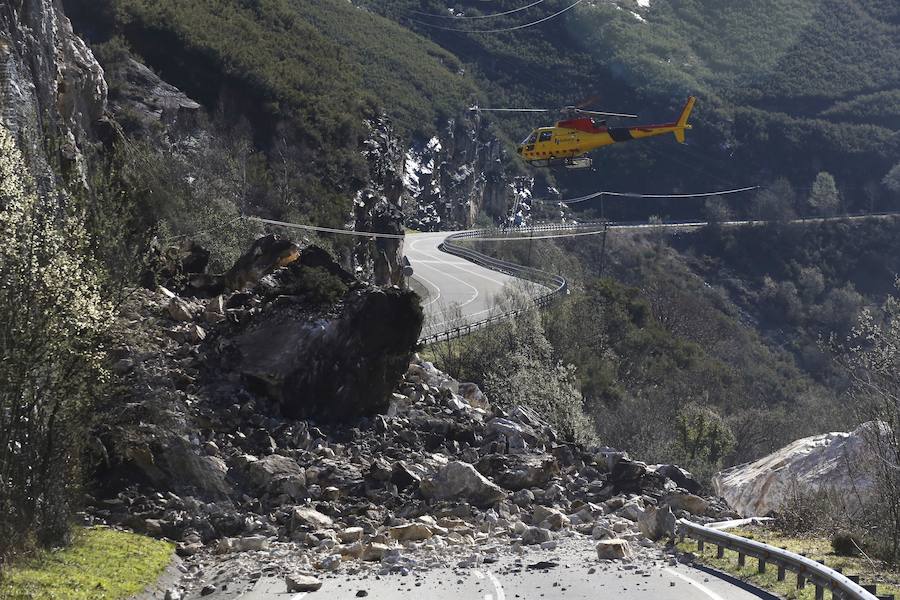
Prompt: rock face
<box><xmin>0</xmin><ymin>0</ymin><xmax>107</xmax><ymax>181</ymax></box>
<box><xmin>403</xmin><ymin>111</ymin><xmax>537</xmax><ymax>230</ymax></box>
<box><xmin>713</xmin><ymin>423</ymin><xmax>880</xmax><ymax>516</ymax></box>
<box><xmin>101</xmin><ymin>55</ymin><xmax>201</xmax><ymax>135</ymax></box>
<box><xmin>353</xmin><ymin>116</ymin><xmax>406</xmax><ymax>287</ymax></box>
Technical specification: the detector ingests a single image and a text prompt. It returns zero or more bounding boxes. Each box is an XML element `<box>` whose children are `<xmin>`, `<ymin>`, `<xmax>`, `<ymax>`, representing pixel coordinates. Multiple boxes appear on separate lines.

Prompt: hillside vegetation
<box><xmin>367</xmin><ymin>0</ymin><xmax>900</xmax><ymax>217</ymax></box>
<box><xmin>67</xmin><ymin>0</ymin><xmax>482</xmax><ymax>230</ymax></box>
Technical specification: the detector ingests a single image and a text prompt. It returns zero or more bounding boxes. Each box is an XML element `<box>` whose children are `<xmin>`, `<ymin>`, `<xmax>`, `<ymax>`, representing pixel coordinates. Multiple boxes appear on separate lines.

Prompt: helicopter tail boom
<box><xmin>673</xmin><ymin>96</ymin><xmax>696</xmax><ymax>143</ymax></box>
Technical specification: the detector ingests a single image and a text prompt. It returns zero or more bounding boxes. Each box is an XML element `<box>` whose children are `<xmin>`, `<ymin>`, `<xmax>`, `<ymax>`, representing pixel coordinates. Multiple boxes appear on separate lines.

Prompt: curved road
<box><xmin>407</xmin><ymin>214</ymin><xmax>900</xmax><ymax>338</ymax></box>
<box><xmin>406</xmin><ymin>231</ymin><xmax>540</xmax><ymax>337</ymax></box>
<box><xmin>192</xmin><ymin>537</ymin><xmax>775</xmax><ymax>599</ymax></box>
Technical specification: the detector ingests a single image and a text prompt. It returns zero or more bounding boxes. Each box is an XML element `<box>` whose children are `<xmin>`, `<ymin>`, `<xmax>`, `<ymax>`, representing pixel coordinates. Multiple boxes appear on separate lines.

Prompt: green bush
<box><xmin>291</xmin><ymin>266</ymin><xmax>349</xmax><ymax>307</ymax></box>
<box><xmin>0</xmin><ymin>126</ymin><xmax>110</xmax><ymax>556</ymax></box>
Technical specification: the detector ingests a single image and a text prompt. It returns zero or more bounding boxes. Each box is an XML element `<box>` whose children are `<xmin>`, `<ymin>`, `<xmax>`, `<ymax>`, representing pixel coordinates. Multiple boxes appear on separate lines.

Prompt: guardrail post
<box><xmin>716</xmin><ymin>545</ymin><xmax>724</xmax><ymax>559</ymax></box>
<box><xmin>797</xmin><ymin>573</ymin><xmax>806</xmax><ymax>589</ymax></box>
<box><xmin>697</xmin><ymin>539</ymin><xmax>705</xmax><ymax>552</ymax></box>
<box><xmin>863</xmin><ymin>585</ymin><xmax>878</xmax><ymax>595</ymax></box>
<box><xmin>737</xmin><ymin>552</ymin><xmax>745</xmax><ymax>567</ymax></box>
<box><xmin>815</xmin><ymin>584</ymin><xmax>824</xmax><ymax>600</ymax></box>
<box><xmin>777</xmin><ymin>564</ymin><xmax>786</xmax><ymax>581</ymax></box>
<box><xmin>757</xmin><ymin>558</ymin><xmax>766</xmax><ymax>574</ymax></box>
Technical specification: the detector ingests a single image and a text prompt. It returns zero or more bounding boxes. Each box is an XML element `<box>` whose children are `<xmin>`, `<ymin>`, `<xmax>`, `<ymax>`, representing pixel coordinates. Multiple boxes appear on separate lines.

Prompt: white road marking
<box><xmin>664</xmin><ymin>567</ymin><xmax>729</xmax><ymax>600</ymax></box>
<box><xmin>414</xmin><ymin>259</ymin><xmax>480</xmax><ymax>308</ymax></box>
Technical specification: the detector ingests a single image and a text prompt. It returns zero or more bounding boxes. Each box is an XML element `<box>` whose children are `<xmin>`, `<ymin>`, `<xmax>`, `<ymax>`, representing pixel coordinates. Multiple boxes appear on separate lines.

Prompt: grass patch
<box><xmin>678</xmin><ymin>526</ymin><xmax>900</xmax><ymax>600</ymax></box>
<box><xmin>0</xmin><ymin>526</ymin><xmax>174</xmax><ymax>600</ymax></box>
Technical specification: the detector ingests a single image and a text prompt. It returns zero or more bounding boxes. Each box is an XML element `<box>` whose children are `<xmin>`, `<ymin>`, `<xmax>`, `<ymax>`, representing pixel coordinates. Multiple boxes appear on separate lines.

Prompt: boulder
<box><xmin>610</xmin><ymin>458</ymin><xmax>648</xmax><ymax>493</ymax></box>
<box><xmin>476</xmin><ymin>454</ymin><xmax>559</xmax><ymax>491</ymax></box>
<box><xmin>616</xmin><ymin>499</ymin><xmax>645</xmax><ymax>522</ymax></box>
<box><xmin>285</xmin><ymin>574</ymin><xmax>323</xmax><ymax>593</ymax></box>
<box><xmin>532</xmin><ymin>506</ymin><xmax>569</xmax><ymax>531</ymax></box>
<box><xmin>521</xmin><ymin>526</ymin><xmax>552</xmax><ymax>545</ymax></box>
<box><xmin>637</xmin><ymin>505</ymin><xmax>676</xmax><ymax>541</ymax></box>
<box><xmin>596</xmin><ymin>538</ymin><xmax>632</xmax><ymax>560</ymax></box>
<box><xmin>291</xmin><ymin>506</ymin><xmax>334</xmax><ymax>530</ymax></box>
<box><xmin>247</xmin><ymin>455</ymin><xmax>306</xmax><ymax>491</ymax></box>
<box><xmin>486</xmin><ymin>418</ymin><xmax>539</xmax><ymax>445</ymax></box>
<box><xmin>391</xmin><ymin>461</ymin><xmax>422</xmax><ymax>490</ymax></box>
<box><xmin>389</xmin><ymin>523</ymin><xmax>434</xmax><ymax>542</ymax></box>
<box><xmin>420</xmin><ymin>461</ymin><xmax>505</xmax><ymax>507</ymax></box>
<box><xmin>666</xmin><ymin>493</ymin><xmax>709</xmax><ymax>516</ymax></box>
<box><xmin>654</xmin><ymin>464</ymin><xmax>702</xmax><ymax>495</ymax></box>
<box><xmin>233</xmin><ymin>286</ymin><xmax>423</xmax><ymax>421</ymax></box>
<box><xmin>712</xmin><ymin>423</ymin><xmax>880</xmax><ymax>516</ymax></box>
<box><xmin>338</xmin><ymin>527</ymin><xmax>364</xmax><ymax>543</ymax></box>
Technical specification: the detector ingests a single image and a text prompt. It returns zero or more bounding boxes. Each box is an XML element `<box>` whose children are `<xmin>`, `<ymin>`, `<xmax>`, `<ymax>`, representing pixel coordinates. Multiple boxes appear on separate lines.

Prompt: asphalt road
<box><xmin>188</xmin><ymin>537</ymin><xmax>776</xmax><ymax>600</ymax></box>
<box><xmin>406</xmin><ymin>231</ymin><xmax>542</xmax><ymax>337</ymax></box>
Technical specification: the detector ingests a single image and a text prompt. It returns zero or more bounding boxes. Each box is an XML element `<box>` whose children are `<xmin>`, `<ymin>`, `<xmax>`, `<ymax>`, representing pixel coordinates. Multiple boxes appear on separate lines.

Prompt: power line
<box><xmin>561</xmin><ymin>185</ymin><xmax>760</xmax><ymax>205</ymax></box>
<box><xmin>410</xmin><ymin>0</ymin><xmax>548</xmax><ymax>19</ymax></box>
<box><xmin>407</xmin><ymin>0</ymin><xmax>585</xmax><ymax>33</ymax></box>
<box><xmin>246</xmin><ymin>215</ymin><xmax>407</xmax><ymax>239</ymax></box>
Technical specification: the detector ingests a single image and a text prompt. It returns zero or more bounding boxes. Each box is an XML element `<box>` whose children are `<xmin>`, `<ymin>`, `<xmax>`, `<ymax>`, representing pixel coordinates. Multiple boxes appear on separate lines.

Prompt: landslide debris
<box><xmin>89</xmin><ymin>235</ymin><xmax>735</xmax><ymax>597</ymax></box>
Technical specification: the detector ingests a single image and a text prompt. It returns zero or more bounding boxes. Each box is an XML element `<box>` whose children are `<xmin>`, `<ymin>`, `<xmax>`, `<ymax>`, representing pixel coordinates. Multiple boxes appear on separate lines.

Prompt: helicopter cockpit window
<box><xmin>522</xmin><ymin>132</ymin><xmax>538</xmax><ymax>145</ymax></box>
<box><xmin>539</xmin><ymin>131</ymin><xmax>553</xmax><ymax>142</ymax></box>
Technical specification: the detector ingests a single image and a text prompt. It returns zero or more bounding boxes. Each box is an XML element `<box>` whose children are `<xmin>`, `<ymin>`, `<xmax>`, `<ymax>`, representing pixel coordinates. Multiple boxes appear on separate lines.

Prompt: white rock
<box><xmin>389</xmin><ymin>523</ymin><xmax>434</xmax><ymax>541</ymax></box>
<box><xmin>338</xmin><ymin>527</ymin><xmax>364</xmax><ymax>543</ymax></box>
<box><xmin>285</xmin><ymin>574</ymin><xmax>322</xmax><ymax>593</ymax></box>
<box><xmin>713</xmin><ymin>423</ymin><xmax>881</xmax><ymax>516</ymax></box>
<box><xmin>291</xmin><ymin>506</ymin><xmax>334</xmax><ymax>530</ymax></box>
<box><xmin>596</xmin><ymin>538</ymin><xmax>632</xmax><ymax>560</ymax></box>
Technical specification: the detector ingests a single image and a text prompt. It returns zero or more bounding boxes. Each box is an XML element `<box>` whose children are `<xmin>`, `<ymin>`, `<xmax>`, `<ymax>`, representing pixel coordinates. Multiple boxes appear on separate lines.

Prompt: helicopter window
<box><xmin>539</xmin><ymin>131</ymin><xmax>553</xmax><ymax>142</ymax></box>
<box><xmin>522</xmin><ymin>132</ymin><xmax>538</xmax><ymax>145</ymax></box>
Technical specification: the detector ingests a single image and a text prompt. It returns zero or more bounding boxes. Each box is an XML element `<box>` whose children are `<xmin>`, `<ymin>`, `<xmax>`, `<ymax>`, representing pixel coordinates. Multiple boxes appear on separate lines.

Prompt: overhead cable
<box><xmin>407</xmin><ymin>0</ymin><xmax>585</xmax><ymax>33</ymax></box>
<box><xmin>561</xmin><ymin>185</ymin><xmax>760</xmax><ymax>204</ymax></box>
<box><xmin>246</xmin><ymin>215</ymin><xmax>407</xmax><ymax>239</ymax></box>
<box><xmin>410</xmin><ymin>0</ymin><xmax>548</xmax><ymax>19</ymax></box>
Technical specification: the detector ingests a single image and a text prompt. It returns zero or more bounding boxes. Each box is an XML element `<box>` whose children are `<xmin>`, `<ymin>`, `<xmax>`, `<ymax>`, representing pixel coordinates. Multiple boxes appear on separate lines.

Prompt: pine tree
<box><xmin>808</xmin><ymin>171</ymin><xmax>841</xmax><ymax>216</ymax></box>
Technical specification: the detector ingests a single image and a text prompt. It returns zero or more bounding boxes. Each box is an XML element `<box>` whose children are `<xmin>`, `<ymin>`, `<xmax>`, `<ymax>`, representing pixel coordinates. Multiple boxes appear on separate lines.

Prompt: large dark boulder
<box><xmin>234</xmin><ymin>286</ymin><xmax>423</xmax><ymax>421</ymax></box>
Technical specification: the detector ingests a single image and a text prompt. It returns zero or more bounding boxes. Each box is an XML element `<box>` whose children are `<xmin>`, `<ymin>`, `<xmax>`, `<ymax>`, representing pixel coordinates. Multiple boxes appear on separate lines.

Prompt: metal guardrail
<box><xmin>679</xmin><ymin>519</ymin><xmax>885</xmax><ymax>600</ymax></box>
<box><xmin>416</xmin><ymin>228</ymin><xmax>571</xmax><ymax>345</ymax></box>
<box><xmin>415</xmin><ymin>212</ymin><xmax>900</xmax><ymax>346</ymax></box>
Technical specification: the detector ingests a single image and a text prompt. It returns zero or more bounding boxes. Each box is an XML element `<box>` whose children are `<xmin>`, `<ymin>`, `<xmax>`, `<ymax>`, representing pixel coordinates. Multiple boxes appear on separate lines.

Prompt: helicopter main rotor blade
<box><xmin>470</xmin><ymin>107</ymin><xmax>551</xmax><ymax>112</ymax></box>
<box><xmin>573</xmin><ymin>108</ymin><xmax>639</xmax><ymax>118</ymax></box>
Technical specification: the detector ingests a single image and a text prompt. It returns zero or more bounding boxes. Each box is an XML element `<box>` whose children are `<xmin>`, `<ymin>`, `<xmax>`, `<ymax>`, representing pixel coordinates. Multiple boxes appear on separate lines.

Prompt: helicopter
<box><xmin>471</xmin><ymin>96</ymin><xmax>696</xmax><ymax>170</ymax></box>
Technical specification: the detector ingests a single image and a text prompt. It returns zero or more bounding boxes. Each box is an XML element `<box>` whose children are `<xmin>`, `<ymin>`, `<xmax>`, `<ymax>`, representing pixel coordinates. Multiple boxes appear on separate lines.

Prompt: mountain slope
<box><xmin>366</xmin><ymin>0</ymin><xmax>900</xmax><ymax>217</ymax></box>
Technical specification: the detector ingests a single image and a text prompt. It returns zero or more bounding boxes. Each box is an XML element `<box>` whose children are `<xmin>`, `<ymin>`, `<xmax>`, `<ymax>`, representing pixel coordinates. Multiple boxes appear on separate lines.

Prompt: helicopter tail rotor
<box><xmin>674</xmin><ymin>96</ymin><xmax>696</xmax><ymax>143</ymax></box>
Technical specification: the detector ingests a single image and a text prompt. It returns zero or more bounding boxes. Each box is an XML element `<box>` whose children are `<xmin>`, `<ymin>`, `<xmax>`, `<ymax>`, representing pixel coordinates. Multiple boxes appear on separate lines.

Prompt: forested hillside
<box><xmin>367</xmin><ymin>0</ymin><xmax>900</xmax><ymax>219</ymax></box>
<box><xmin>65</xmin><ymin>0</ymin><xmax>483</xmax><ymax>229</ymax></box>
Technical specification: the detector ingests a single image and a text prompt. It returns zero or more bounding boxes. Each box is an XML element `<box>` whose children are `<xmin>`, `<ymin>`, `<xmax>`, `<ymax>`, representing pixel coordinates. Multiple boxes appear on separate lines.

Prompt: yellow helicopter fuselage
<box><xmin>516</xmin><ymin>97</ymin><xmax>696</xmax><ymax>168</ymax></box>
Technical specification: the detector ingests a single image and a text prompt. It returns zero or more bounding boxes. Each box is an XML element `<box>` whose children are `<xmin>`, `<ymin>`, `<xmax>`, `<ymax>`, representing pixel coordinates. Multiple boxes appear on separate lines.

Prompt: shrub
<box><xmin>832</xmin><ymin>531</ymin><xmax>861</xmax><ymax>556</ymax></box>
<box><xmin>292</xmin><ymin>266</ymin><xmax>348</xmax><ymax>307</ymax></box>
<box><xmin>0</xmin><ymin>126</ymin><xmax>109</xmax><ymax>556</ymax></box>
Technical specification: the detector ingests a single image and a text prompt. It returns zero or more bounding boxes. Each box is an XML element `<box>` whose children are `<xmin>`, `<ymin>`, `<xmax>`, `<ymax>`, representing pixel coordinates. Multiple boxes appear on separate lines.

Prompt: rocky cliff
<box><xmin>403</xmin><ymin>111</ymin><xmax>537</xmax><ymax>230</ymax></box>
<box><xmin>0</xmin><ymin>0</ymin><xmax>107</xmax><ymax>185</ymax></box>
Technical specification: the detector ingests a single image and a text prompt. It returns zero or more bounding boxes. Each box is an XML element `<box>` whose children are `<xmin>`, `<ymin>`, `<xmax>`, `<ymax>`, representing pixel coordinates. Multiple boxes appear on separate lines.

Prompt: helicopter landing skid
<box><xmin>528</xmin><ymin>156</ymin><xmax>592</xmax><ymax>170</ymax></box>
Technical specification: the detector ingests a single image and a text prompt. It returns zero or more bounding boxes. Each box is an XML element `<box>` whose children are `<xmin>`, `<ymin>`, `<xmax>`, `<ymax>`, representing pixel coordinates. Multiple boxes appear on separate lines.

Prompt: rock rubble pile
<box><xmin>87</xmin><ymin>234</ymin><xmax>736</xmax><ymax>597</ymax></box>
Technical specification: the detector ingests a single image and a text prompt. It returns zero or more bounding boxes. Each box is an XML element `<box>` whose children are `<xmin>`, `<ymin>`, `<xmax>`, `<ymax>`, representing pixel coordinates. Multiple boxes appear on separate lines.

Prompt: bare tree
<box><xmin>843</xmin><ymin>291</ymin><xmax>900</xmax><ymax>560</ymax></box>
